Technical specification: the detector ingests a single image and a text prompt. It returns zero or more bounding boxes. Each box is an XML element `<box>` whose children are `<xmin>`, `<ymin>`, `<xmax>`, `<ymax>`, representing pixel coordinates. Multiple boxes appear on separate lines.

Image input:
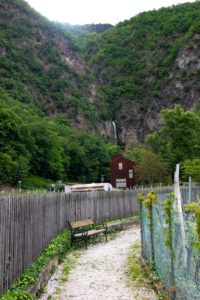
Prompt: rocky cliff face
<box><xmin>115</xmin><ymin>33</ymin><xmax>200</xmax><ymax>146</ymax></box>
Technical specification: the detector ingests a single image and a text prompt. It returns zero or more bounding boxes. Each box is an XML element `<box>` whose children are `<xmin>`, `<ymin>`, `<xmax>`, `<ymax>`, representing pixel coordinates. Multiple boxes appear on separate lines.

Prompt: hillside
<box><xmin>0</xmin><ymin>0</ymin><xmax>119</xmax><ymax>186</ymax></box>
<box><xmin>83</xmin><ymin>1</ymin><xmax>200</xmax><ymax>145</ymax></box>
<box><xmin>0</xmin><ymin>0</ymin><xmax>111</xmax><ymax>132</ymax></box>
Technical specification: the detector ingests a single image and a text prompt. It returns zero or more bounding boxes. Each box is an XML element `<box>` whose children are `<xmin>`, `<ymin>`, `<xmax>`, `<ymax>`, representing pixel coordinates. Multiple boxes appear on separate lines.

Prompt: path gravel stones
<box><xmin>41</xmin><ymin>225</ymin><xmax>157</xmax><ymax>300</ymax></box>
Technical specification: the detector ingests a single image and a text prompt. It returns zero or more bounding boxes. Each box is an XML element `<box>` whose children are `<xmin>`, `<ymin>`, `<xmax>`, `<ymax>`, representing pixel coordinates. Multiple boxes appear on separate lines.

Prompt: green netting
<box><xmin>153</xmin><ymin>206</ymin><xmax>172</xmax><ymax>290</ymax></box>
<box><xmin>141</xmin><ymin>203</ymin><xmax>200</xmax><ymax>300</ymax></box>
<box><xmin>172</xmin><ymin>212</ymin><xmax>200</xmax><ymax>300</ymax></box>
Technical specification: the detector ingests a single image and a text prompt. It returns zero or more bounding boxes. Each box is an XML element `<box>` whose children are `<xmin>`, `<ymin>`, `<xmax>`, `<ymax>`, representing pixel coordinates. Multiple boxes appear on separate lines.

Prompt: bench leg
<box><xmin>82</xmin><ymin>233</ymin><xmax>88</xmax><ymax>249</ymax></box>
<box><xmin>84</xmin><ymin>236</ymin><xmax>88</xmax><ymax>249</ymax></box>
<box><xmin>70</xmin><ymin>236</ymin><xmax>74</xmax><ymax>248</ymax></box>
<box><xmin>105</xmin><ymin>231</ymin><xmax>108</xmax><ymax>242</ymax></box>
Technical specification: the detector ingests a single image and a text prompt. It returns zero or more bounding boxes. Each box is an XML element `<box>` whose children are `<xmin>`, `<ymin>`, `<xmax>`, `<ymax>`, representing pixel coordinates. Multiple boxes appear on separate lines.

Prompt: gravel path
<box><xmin>41</xmin><ymin>225</ymin><xmax>157</xmax><ymax>300</ymax></box>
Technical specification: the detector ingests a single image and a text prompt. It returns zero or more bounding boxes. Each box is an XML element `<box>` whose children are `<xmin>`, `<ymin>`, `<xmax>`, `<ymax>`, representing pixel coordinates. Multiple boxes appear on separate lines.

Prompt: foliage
<box><xmin>146</xmin><ymin>191</ymin><xmax>157</xmax><ymax>206</ymax></box>
<box><xmin>123</xmin><ymin>147</ymin><xmax>145</xmax><ymax>163</ymax></box>
<box><xmin>137</xmin><ymin>191</ymin><xmax>157</xmax><ymax>218</ymax></box>
<box><xmin>22</xmin><ymin>176</ymin><xmax>53</xmax><ymax>190</ymax></box>
<box><xmin>1</xmin><ymin>230</ymin><xmax>71</xmax><ymax>299</ymax></box>
<box><xmin>185</xmin><ymin>200</ymin><xmax>200</xmax><ymax>249</ymax></box>
<box><xmin>136</xmin><ymin>193</ymin><xmax>145</xmax><ymax>205</ymax></box>
<box><xmin>128</xmin><ymin>243</ymin><xmax>150</xmax><ymax>284</ymax></box>
<box><xmin>136</xmin><ymin>150</ymin><xmax>170</xmax><ymax>184</ymax></box>
<box><xmin>147</xmin><ymin>105</ymin><xmax>200</xmax><ymax>172</ymax></box>
<box><xmin>128</xmin><ymin>243</ymin><xmax>169</xmax><ymax>300</ymax></box>
<box><xmin>0</xmin><ymin>0</ymin><xmax>104</xmax><ymax>129</ymax></box>
<box><xmin>0</xmin><ymin>91</ymin><xmax>116</xmax><ymax>186</ymax></box>
<box><xmin>137</xmin><ymin>192</ymin><xmax>145</xmax><ymax>223</ymax></box>
<box><xmin>124</xmin><ymin>147</ymin><xmax>170</xmax><ymax>184</ymax></box>
<box><xmin>162</xmin><ymin>193</ymin><xmax>175</xmax><ymax>248</ymax></box>
<box><xmin>137</xmin><ymin>191</ymin><xmax>157</xmax><ymax>236</ymax></box>
<box><xmin>139</xmin><ymin>191</ymin><xmax>157</xmax><ymax>264</ymax></box>
<box><xmin>182</xmin><ymin>159</ymin><xmax>200</xmax><ymax>182</ymax></box>
<box><xmin>83</xmin><ymin>1</ymin><xmax>200</xmax><ymax>122</ymax></box>
<box><xmin>61</xmin><ymin>23</ymin><xmax>113</xmax><ymax>34</ymax></box>
<box><xmin>0</xmin><ymin>290</ymin><xmax>35</xmax><ymax>300</ymax></box>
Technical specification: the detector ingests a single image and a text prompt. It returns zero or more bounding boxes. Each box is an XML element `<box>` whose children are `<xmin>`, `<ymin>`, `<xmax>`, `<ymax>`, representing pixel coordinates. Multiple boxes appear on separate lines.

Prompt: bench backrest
<box><xmin>70</xmin><ymin>219</ymin><xmax>94</xmax><ymax>229</ymax></box>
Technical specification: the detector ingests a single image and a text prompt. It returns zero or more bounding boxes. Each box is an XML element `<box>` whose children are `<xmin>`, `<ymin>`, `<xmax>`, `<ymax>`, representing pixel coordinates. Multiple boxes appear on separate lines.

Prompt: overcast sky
<box><xmin>25</xmin><ymin>0</ymin><xmax>195</xmax><ymax>25</ymax></box>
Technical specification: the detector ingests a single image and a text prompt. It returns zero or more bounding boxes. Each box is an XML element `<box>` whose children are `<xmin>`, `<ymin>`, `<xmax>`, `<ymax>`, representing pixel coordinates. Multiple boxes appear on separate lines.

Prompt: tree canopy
<box><xmin>0</xmin><ymin>90</ymin><xmax>119</xmax><ymax>187</ymax></box>
<box><xmin>147</xmin><ymin>105</ymin><xmax>200</xmax><ymax>176</ymax></box>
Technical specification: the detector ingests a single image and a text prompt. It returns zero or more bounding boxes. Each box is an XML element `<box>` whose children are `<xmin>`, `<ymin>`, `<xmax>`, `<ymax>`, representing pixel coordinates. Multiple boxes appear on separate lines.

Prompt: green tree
<box><xmin>182</xmin><ymin>159</ymin><xmax>200</xmax><ymax>182</ymax></box>
<box><xmin>0</xmin><ymin>108</ymin><xmax>32</xmax><ymax>184</ymax></box>
<box><xmin>30</xmin><ymin>120</ymin><xmax>65</xmax><ymax>180</ymax></box>
<box><xmin>123</xmin><ymin>146</ymin><xmax>145</xmax><ymax>163</ymax></box>
<box><xmin>147</xmin><ymin>105</ymin><xmax>200</xmax><ymax>171</ymax></box>
<box><xmin>0</xmin><ymin>153</ymin><xmax>16</xmax><ymax>184</ymax></box>
<box><xmin>136</xmin><ymin>150</ymin><xmax>170</xmax><ymax>184</ymax></box>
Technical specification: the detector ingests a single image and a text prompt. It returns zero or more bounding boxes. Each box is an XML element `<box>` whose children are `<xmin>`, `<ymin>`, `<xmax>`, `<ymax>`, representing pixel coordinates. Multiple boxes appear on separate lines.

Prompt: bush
<box><xmin>22</xmin><ymin>176</ymin><xmax>53</xmax><ymax>190</ymax></box>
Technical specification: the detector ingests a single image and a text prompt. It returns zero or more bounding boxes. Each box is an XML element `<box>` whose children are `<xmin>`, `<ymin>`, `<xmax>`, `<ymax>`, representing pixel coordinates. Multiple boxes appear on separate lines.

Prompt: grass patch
<box><xmin>128</xmin><ymin>243</ymin><xmax>149</xmax><ymax>284</ymax></box>
<box><xmin>108</xmin><ymin>215</ymin><xmax>140</xmax><ymax>225</ymax></box>
<box><xmin>128</xmin><ymin>243</ymin><xmax>169</xmax><ymax>300</ymax></box>
<box><xmin>60</xmin><ymin>254</ymin><xmax>77</xmax><ymax>283</ymax></box>
<box><xmin>43</xmin><ymin>251</ymin><xmax>80</xmax><ymax>299</ymax></box>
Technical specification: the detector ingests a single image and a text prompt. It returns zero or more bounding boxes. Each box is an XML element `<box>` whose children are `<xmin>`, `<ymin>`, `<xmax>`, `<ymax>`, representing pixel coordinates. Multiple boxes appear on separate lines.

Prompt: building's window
<box><xmin>118</xmin><ymin>162</ymin><xmax>123</xmax><ymax>170</ymax></box>
<box><xmin>129</xmin><ymin>169</ymin><xmax>133</xmax><ymax>178</ymax></box>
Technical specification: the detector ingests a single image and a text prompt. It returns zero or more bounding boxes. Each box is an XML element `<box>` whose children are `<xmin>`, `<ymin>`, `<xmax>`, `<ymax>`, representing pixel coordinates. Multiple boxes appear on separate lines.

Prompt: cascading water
<box><xmin>112</xmin><ymin>121</ymin><xmax>118</xmax><ymax>145</ymax></box>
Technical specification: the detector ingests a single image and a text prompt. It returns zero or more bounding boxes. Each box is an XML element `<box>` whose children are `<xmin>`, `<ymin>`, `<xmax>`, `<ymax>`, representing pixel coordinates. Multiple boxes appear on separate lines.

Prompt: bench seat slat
<box><xmin>87</xmin><ymin>229</ymin><xmax>105</xmax><ymax>236</ymax></box>
<box><xmin>71</xmin><ymin>219</ymin><xmax>94</xmax><ymax>228</ymax></box>
<box><xmin>74</xmin><ymin>229</ymin><xmax>105</xmax><ymax>238</ymax></box>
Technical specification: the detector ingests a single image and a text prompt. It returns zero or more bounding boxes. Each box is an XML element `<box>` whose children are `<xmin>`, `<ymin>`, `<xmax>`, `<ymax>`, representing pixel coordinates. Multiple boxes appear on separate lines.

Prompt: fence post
<box><xmin>146</xmin><ymin>192</ymin><xmax>157</xmax><ymax>264</ymax></box>
<box><xmin>140</xmin><ymin>202</ymin><xmax>144</xmax><ymax>257</ymax></box>
<box><xmin>169</xmin><ymin>209</ymin><xmax>176</xmax><ymax>300</ymax></box>
<box><xmin>150</xmin><ymin>204</ymin><xmax>155</xmax><ymax>264</ymax></box>
<box><xmin>174</xmin><ymin>164</ymin><xmax>187</xmax><ymax>268</ymax></box>
<box><xmin>162</xmin><ymin>193</ymin><xmax>176</xmax><ymax>299</ymax></box>
<box><xmin>189</xmin><ymin>176</ymin><xmax>192</xmax><ymax>204</ymax></box>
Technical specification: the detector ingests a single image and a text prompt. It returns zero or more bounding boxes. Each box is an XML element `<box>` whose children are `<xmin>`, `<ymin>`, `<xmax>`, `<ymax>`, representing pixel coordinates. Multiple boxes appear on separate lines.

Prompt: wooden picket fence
<box><xmin>0</xmin><ymin>187</ymin><xmax>174</xmax><ymax>295</ymax></box>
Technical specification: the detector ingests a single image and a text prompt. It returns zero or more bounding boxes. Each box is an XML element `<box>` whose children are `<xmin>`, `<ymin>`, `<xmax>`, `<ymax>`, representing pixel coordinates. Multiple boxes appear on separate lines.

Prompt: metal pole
<box><xmin>189</xmin><ymin>176</ymin><xmax>192</xmax><ymax>204</ymax></box>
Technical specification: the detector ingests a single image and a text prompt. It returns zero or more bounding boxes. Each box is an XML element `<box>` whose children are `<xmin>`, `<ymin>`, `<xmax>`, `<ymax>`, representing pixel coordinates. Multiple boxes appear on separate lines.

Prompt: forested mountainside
<box><xmin>0</xmin><ymin>0</ymin><xmax>110</xmax><ymax>132</ymax></box>
<box><xmin>1</xmin><ymin>0</ymin><xmax>200</xmax><ymax>186</ymax></box>
<box><xmin>83</xmin><ymin>1</ymin><xmax>200</xmax><ymax>145</ymax></box>
<box><xmin>0</xmin><ymin>0</ymin><xmax>118</xmax><ymax>186</ymax></box>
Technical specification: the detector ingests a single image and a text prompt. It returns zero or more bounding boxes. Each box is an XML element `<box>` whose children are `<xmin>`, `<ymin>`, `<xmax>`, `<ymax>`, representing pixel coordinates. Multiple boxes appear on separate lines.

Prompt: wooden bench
<box><xmin>66</xmin><ymin>219</ymin><xmax>108</xmax><ymax>249</ymax></box>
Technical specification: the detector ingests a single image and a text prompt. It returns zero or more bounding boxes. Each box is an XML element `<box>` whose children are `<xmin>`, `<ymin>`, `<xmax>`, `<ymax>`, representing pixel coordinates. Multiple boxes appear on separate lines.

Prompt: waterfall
<box><xmin>112</xmin><ymin>121</ymin><xmax>118</xmax><ymax>145</ymax></box>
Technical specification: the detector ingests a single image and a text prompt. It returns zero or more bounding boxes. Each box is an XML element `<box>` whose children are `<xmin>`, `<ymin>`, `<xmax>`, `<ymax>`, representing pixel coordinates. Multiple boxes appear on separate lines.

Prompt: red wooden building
<box><xmin>110</xmin><ymin>154</ymin><xmax>138</xmax><ymax>189</ymax></box>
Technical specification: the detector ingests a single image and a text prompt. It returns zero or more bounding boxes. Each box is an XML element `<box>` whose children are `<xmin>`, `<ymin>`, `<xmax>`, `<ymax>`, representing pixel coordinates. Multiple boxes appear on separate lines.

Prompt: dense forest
<box><xmin>0</xmin><ymin>88</ymin><xmax>119</xmax><ymax>187</ymax></box>
<box><xmin>1</xmin><ymin>0</ymin><xmax>200</xmax><ymax>187</ymax></box>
